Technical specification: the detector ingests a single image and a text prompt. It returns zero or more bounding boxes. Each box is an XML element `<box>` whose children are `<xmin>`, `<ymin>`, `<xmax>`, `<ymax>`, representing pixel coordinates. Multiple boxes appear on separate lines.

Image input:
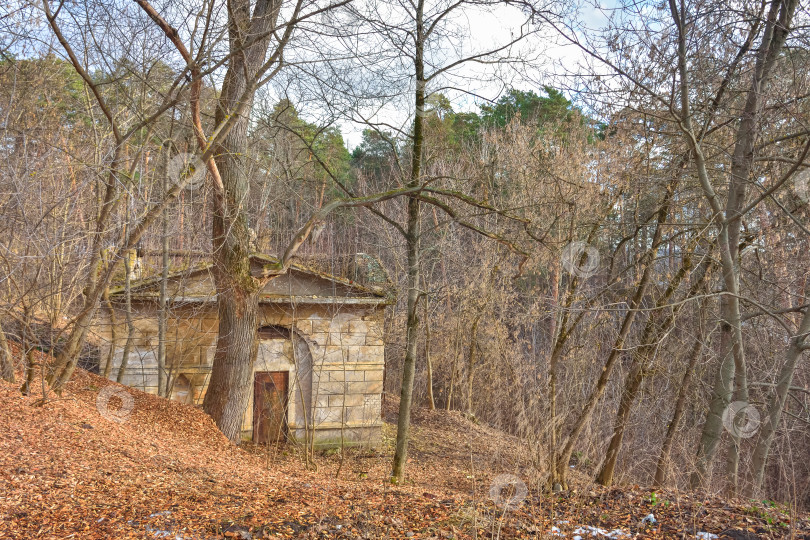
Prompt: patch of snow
<box><xmin>696</xmin><ymin>533</ymin><xmax>718</xmax><ymax>540</ymax></box>
<box><xmin>641</xmin><ymin>513</ymin><xmax>656</xmax><ymax>524</ymax></box>
<box><xmin>567</xmin><ymin>524</ymin><xmax>629</xmax><ymax>538</ymax></box>
<box><xmin>145</xmin><ymin>525</ymin><xmax>184</xmax><ymax>539</ymax></box>
<box><xmin>149</xmin><ymin>511</ymin><xmax>172</xmax><ymax>518</ymax></box>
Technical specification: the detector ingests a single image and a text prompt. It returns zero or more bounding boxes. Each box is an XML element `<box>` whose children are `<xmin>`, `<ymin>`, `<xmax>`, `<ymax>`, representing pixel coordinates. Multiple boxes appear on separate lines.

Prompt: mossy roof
<box><xmin>108</xmin><ymin>253</ymin><xmax>392</xmax><ymax>305</ymax></box>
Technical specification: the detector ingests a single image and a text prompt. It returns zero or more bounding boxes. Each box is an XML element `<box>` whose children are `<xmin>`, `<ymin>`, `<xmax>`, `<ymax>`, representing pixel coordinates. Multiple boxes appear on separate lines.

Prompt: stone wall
<box><xmin>290</xmin><ymin>309</ymin><xmax>385</xmax><ymax>447</ymax></box>
<box><xmin>91</xmin><ymin>301</ymin><xmax>385</xmax><ymax>447</ymax></box>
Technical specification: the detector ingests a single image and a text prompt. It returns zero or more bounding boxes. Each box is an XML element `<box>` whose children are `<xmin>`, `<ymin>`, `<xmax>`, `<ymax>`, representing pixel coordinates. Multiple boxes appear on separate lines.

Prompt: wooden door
<box><xmin>253</xmin><ymin>371</ymin><xmax>288</xmax><ymax>444</ymax></box>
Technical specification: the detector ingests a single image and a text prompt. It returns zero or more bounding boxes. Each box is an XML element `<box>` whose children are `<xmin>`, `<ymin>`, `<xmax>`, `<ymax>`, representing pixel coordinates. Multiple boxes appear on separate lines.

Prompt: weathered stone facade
<box><xmin>91</xmin><ymin>255</ymin><xmax>390</xmax><ymax>448</ymax></box>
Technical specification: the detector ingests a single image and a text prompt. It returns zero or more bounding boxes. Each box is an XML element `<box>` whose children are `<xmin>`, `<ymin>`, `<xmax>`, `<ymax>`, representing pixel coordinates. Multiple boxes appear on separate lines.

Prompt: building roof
<box><xmin>109</xmin><ymin>253</ymin><xmax>393</xmax><ymax>307</ymax></box>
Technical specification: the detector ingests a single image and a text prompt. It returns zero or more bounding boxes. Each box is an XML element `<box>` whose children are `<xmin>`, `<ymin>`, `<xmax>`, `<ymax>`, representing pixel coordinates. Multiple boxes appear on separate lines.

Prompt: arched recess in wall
<box><xmin>171</xmin><ymin>373</ymin><xmax>194</xmax><ymax>404</ymax></box>
<box><xmin>256</xmin><ymin>325</ymin><xmax>313</xmax><ymax>438</ymax></box>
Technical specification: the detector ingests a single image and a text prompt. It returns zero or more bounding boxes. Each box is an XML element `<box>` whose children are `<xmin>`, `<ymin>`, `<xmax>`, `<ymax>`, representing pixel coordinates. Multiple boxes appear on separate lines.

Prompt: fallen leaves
<box><xmin>1</xmin><ymin>367</ymin><xmax>809</xmax><ymax>539</ymax></box>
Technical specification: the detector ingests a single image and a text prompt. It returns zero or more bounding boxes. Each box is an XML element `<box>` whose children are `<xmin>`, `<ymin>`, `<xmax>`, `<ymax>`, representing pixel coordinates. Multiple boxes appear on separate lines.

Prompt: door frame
<box><xmin>252</xmin><ymin>370</ymin><xmax>289</xmax><ymax>444</ymax></box>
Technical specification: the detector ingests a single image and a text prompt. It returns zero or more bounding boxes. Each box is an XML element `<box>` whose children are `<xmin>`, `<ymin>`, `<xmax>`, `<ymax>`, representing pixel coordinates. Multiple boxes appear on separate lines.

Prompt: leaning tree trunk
<box><xmin>595</xmin><ymin>343</ymin><xmax>653</xmax><ymax>487</ymax></box>
<box><xmin>685</xmin><ymin>0</ymin><xmax>799</xmax><ymax>493</ymax></box>
<box><xmin>597</xmin><ymin>243</ymin><xmax>706</xmax><ymax>486</ymax></box>
<box><xmin>750</xmin><ymin>307</ymin><xmax>810</xmax><ymax>493</ymax></box>
<box><xmin>554</xmin><ymin>261</ymin><xmax>653</xmax><ymax>486</ymax></box>
<box><xmin>554</xmin><ymin>182</ymin><xmax>672</xmax><ymax>487</ymax></box>
<box><xmin>655</xmin><ymin>332</ymin><xmax>705</xmax><ymax>487</ymax></box>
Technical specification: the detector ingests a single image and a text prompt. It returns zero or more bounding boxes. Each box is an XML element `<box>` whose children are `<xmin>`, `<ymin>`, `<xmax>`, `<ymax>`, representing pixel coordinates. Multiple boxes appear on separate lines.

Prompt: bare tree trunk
<box><xmin>545</xmin><ymin>218</ymin><xmax>603</xmax><ymax>488</ymax></box>
<box><xmin>423</xmin><ymin>298</ymin><xmax>435</xmax><ymax>411</ymax></box>
<box><xmin>597</xmin><ymin>244</ymin><xmax>707</xmax><ymax>486</ymax></box>
<box><xmin>203</xmin><ymin>282</ymin><xmax>259</xmax><ymax>440</ymax></box>
<box><xmin>42</xmin><ymin>1</ymin><xmax>219</xmax><ymax>393</ymax></box>
<box><xmin>674</xmin><ymin>0</ymin><xmax>799</xmax><ymax>493</ymax></box>
<box><xmin>391</xmin><ymin>195</ymin><xmax>421</xmax><ymax>481</ymax></box>
<box><xmin>0</xmin><ymin>321</ymin><xmax>15</xmax><ymax>383</ymax></box>
<box><xmin>446</xmin><ymin>320</ymin><xmax>461</xmax><ymax>411</ymax></box>
<box><xmin>750</xmin><ymin>307</ymin><xmax>810</xmax><ymax>493</ymax></box>
<box><xmin>157</xmin><ymin>143</ymin><xmax>170</xmax><ymax>397</ymax></box>
<box><xmin>555</xmin><ymin>270</ymin><xmax>651</xmax><ymax>486</ymax></box>
<box><xmin>116</xmin><ymin>249</ymin><xmax>135</xmax><ymax>384</ymax></box>
<box><xmin>20</xmin><ymin>306</ymin><xmax>36</xmax><ymax>395</ymax></box>
<box><xmin>391</xmin><ymin>0</ymin><xmax>425</xmax><ymax>480</ymax></box>
<box><xmin>555</xmin><ymin>185</ymin><xmax>672</xmax><ymax>487</ymax></box>
<box><xmin>691</xmin><ymin>325</ymin><xmax>736</xmax><ymax>489</ymax></box>
<box><xmin>46</xmin><ymin>148</ymin><xmax>122</xmax><ymax>391</ymax></box>
<box><xmin>200</xmin><ymin>0</ymin><xmax>280</xmax><ymax>442</ymax></box>
<box><xmin>101</xmin><ymin>285</ymin><xmax>117</xmax><ymax>380</ymax></box>
<box><xmin>466</xmin><ymin>315</ymin><xmax>481</xmax><ymax>417</ymax></box>
<box><xmin>596</xmin><ymin>350</ymin><xmax>648</xmax><ymax>486</ymax></box>
<box><xmin>655</xmin><ymin>333</ymin><xmax>705</xmax><ymax>487</ymax></box>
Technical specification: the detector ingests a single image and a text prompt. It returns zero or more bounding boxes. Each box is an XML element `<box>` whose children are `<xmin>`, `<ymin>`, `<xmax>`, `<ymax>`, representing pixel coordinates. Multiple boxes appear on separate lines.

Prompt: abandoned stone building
<box><xmin>92</xmin><ymin>253</ymin><xmax>391</xmax><ymax>447</ymax></box>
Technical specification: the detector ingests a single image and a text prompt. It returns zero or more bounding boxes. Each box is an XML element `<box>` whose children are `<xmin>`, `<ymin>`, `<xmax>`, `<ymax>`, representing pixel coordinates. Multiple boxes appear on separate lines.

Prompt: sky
<box><xmin>1</xmin><ymin>0</ymin><xmax>617</xmax><ymax>151</ymax></box>
<box><xmin>331</xmin><ymin>0</ymin><xmax>616</xmax><ymax>150</ymax></box>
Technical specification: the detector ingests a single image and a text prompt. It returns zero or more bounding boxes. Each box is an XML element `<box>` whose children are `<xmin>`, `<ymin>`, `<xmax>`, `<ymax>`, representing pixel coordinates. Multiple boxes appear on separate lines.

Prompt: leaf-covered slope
<box><xmin>2</xmin><ymin>364</ymin><xmax>809</xmax><ymax>539</ymax></box>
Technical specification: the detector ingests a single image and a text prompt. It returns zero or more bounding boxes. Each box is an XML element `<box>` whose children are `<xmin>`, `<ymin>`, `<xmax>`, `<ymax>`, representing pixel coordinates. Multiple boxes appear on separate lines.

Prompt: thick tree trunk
<box><xmin>200</xmin><ymin>0</ymin><xmax>279</xmax><ymax>442</ymax></box>
<box><xmin>200</xmin><ymin>99</ymin><xmax>262</xmax><ymax>442</ymax></box>
<box><xmin>202</xmin><ymin>284</ymin><xmax>260</xmax><ymax>441</ymax></box>
<box><xmin>691</xmin><ymin>335</ymin><xmax>735</xmax><ymax>488</ymax></box>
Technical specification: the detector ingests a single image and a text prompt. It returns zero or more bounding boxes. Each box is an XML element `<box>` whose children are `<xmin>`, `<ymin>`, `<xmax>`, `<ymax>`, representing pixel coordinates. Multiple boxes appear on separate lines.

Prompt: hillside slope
<box><xmin>2</xmin><ymin>367</ymin><xmax>809</xmax><ymax>539</ymax></box>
